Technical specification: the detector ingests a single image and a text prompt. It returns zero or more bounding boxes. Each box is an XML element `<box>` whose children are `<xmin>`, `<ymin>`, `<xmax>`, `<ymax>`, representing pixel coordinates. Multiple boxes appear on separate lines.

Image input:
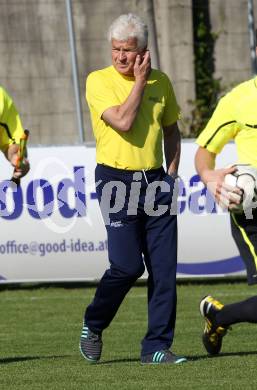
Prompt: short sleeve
<box><xmin>86</xmin><ymin>72</ymin><xmax>120</xmax><ymax>118</ymax></box>
<box><xmin>0</xmin><ymin>88</ymin><xmax>24</xmax><ymax>152</ymax></box>
<box><xmin>161</xmin><ymin>75</ymin><xmax>180</xmax><ymax>127</ymax></box>
<box><xmin>196</xmin><ymin>93</ymin><xmax>238</xmax><ymax>154</ymax></box>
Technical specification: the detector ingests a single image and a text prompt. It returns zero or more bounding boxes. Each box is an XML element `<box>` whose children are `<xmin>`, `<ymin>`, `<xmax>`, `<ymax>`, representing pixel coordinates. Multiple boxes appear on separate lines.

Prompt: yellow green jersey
<box><xmin>196</xmin><ymin>77</ymin><xmax>257</xmax><ymax>168</ymax></box>
<box><xmin>86</xmin><ymin>65</ymin><xmax>179</xmax><ymax>170</ymax></box>
<box><xmin>0</xmin><ymin>86</ymin><xmax>24</xmax><ymax>152</ymax></box>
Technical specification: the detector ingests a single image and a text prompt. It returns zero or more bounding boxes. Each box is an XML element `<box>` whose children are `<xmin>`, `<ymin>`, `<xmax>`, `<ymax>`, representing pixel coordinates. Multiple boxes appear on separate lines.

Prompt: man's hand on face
<box><xmin>134</xmin><ymin>50</ymin><xmax>151</xmax><ymax>82</ymax></box>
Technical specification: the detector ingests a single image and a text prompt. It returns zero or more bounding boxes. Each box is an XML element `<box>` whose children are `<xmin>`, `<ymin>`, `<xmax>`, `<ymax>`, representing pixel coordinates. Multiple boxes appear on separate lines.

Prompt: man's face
<box><xmin>111</xmin><ymin>37</ymin><xmax>145</xmax><ymax>76</ymax></box>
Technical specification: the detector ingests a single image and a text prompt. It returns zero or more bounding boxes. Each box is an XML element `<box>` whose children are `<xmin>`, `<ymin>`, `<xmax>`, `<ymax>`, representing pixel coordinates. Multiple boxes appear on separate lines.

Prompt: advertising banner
<box><xmin>0</xmin><ymin>141</ymin><xmax>245</xmax><ymax>283</ymax></box>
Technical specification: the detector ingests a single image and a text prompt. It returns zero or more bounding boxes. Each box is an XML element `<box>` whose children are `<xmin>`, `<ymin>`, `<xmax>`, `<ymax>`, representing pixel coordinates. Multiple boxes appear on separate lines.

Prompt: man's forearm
<box><xmin>195</xmin><ymin>147</ymin><xmax>216</xmax><ymax>185</ymax></box>
<box><xmin>102</xmin><ymin>51</ymin><xmax>151</xmax><ymax>132</ymax></box>
<box><xmin>102</xmin><ymin>79</ymin><xmax>146</xmax><ymax>132</ymax></box>
<box><xmin>163</xmin><ymin>123</ymin><xmax>181</xmax><ymax>175</ymax></box>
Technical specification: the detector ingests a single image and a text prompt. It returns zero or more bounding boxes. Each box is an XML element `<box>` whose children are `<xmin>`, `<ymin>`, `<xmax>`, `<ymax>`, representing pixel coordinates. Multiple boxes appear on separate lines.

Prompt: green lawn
<box><xmin>1</xmin><ymin>282</ymin><xmax>257</xmax><ymax>389</ymax></box>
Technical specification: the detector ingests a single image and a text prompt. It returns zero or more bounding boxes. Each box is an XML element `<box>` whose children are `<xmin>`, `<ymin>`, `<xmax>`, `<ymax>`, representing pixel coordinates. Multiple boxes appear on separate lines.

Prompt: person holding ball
<box><xmin>195</xmin><ymin>72</ymin><xmax>257</xmax><ymax>356</ymax></box>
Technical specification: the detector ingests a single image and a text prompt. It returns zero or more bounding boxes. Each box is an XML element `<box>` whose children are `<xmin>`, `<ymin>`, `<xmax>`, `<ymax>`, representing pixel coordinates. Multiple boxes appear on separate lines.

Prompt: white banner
<box><xmin>0</xmin><ymin>141</ymin><xmax>245</xmax><ymax>283</ymax></box>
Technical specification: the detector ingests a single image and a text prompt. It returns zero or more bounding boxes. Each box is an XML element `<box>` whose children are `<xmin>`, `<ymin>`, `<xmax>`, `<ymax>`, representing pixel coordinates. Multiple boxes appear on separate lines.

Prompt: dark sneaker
<box><xmin>79</xmin><ymin>323</ymin><xmax>103</xmax><ymax>363</ymax></box>
<box><xmin>200</xmin><ymin>295</ymin><xmax>230</xmax><ymax>355</ymax></box>
<box><xmin>141</xmin><ymin>350</ymin><xmax>187</xmax><ymax>364</ymax></box>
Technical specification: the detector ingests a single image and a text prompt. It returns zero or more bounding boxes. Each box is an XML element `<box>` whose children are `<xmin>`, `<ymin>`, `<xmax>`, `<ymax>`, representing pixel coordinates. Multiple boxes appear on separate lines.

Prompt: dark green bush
<box><xmin>190</xmin><ymin>0</ymin><xmax>223</xmax><ymax>137</ymax></box>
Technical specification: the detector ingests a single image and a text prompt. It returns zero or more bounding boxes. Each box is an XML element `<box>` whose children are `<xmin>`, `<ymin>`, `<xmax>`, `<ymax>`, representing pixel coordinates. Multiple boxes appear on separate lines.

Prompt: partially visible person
<box><xmin>195</xmin><ymin>73</ymin><xmax>257</xmax><ymax>355</ymax></box>
<box><xmin>79</xmin><ymin>13</ymin><xmax>186</xmax><ymax>365</ymax></box>
<box><xmin>0</xmin><ymin>86</ymin><xmax>30</xmax><ymax>180</ymax></box>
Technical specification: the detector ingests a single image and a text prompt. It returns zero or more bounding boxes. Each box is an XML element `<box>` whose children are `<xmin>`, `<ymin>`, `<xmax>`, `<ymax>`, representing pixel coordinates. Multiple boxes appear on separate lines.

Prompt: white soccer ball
<box><xmin>224</xmin><ymin>164</ymin><xmax>257</xmax><ymax>213</ymax></box>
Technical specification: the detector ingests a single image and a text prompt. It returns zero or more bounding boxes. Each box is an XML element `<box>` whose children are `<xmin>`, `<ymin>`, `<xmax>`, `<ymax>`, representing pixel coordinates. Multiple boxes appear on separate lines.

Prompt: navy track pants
<box><xmin>84</xmin><ymin>164</ymin><xmax>178</xmax><ymax>355</ymax></box>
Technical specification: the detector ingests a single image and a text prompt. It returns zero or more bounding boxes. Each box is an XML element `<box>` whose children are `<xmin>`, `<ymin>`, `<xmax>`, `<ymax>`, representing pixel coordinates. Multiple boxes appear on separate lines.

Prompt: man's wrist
<box><xmin>168</xmin><ymin>171</ymin><xmax>179</xmax><ymax>180</ymax></box>
<box><xmin>134</xmin><ymin>77</ymin><xmax>147</xmax><ymax>87</ymax></box>
<box><xmin>201</xmin><ymin>168</ymin><xmax>214</xmax><ymax>186</ymax></box>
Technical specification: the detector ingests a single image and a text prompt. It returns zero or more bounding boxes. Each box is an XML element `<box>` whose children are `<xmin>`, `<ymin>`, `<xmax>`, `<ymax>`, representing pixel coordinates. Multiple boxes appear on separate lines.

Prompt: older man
<box><xmin>79</xmin><ymin>13</ymin><xmax>186</xmax><ymax>365</ymax></box>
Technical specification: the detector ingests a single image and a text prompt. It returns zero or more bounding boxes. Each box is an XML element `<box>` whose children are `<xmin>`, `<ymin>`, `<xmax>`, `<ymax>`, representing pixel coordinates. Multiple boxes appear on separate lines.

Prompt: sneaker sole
<box><xmin>79</xmin><ymin>344</ymin><xmax>99</xmax><ymax>363</ymax></box>
<box><xmin>141</xmin><ymin>357</ymin><xmax>187</xmax><ymax>365</ymax></box>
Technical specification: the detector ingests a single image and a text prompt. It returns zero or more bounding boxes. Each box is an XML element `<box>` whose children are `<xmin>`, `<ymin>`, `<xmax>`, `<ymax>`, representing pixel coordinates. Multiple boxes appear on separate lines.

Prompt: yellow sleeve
<box><xmin>85</xmin><ymin>72</ymin><xmax>120</xmax><ymax>118</ymax></box>
<box><xmin>0</xmin><ymin>87</ymin><xmax>24</xmax><ymax>152</ymax></box>
<box><xmin>161</xmin><ymin>75</ymin><xmax>180</xmax><ymax>127</ymax></box>
<box><xmin>196</xmin><ymin>93</ymin><xmax>238</xmax><ymax>154</ymax></box>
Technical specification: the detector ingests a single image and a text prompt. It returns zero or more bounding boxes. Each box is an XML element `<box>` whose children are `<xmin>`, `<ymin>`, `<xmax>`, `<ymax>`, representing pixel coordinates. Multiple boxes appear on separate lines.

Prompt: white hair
<box><xmin>108</xmin><ymin>13</ymin><xmax>148</xmax><ymax>49</ymax></box>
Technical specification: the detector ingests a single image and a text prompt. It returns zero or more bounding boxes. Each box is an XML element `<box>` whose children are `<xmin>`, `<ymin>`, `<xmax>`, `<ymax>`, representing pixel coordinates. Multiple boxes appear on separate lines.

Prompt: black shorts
<box><xmin>230</xmin><ymin>208</ymin><xmax>257</xmax><ymax>285</ymax></box>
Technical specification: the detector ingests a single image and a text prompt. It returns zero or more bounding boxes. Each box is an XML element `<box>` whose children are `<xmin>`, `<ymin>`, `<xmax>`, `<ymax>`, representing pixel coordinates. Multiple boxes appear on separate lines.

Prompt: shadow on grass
<box><xmin>3</xmin><ymin>351</ymin><xmax>256</xmax><ymax>366</ymax></box>
<box><xmin>100</xmin><ymin>358</ymin><xmax>140</xmax><ymax>365</ymax></box>
<box><xmin>0</xmin><ymin>354</ymin><xmax>72</xmax><ymax>364</ymax></box>
<box><xmin>188</xmin><ymin>350</ymin><xmax>257</xmax><ymax>361</ymax></box>
<box><xmin>89</xmin><ymin>350</ymin><xmax>257</xmax><ymax>365</ymax></box>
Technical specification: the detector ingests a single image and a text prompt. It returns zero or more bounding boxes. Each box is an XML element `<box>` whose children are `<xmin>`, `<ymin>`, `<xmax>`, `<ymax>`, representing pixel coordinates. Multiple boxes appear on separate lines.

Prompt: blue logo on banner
<box><xmin>177</xmin><ymin>256</ymin><xmax>245</xmax><ymax>275</ymax></box>
<box><xmin>0</xmin><ymin>169</ymin><xmax>221</xmax><ymax>219</ymax></box>
<box><xmin>0</xmin><ymin>166</ymin><xmax>87</xmax><ymax>219</ymax></box>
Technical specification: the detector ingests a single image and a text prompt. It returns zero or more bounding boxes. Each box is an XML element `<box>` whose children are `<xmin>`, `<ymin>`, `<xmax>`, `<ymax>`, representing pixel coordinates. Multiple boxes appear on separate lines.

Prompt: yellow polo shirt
<box><xmin>0</xmin><ymin>86</ymin><xmax>24</xmax><ymax>152</ymax></box>
<box><xmin>86</xmin><ymin>66</ymin><xmax>179</xmax><ymax>170</ymax></box>
<box><xmin>196</xmin><ymin>77</ymin><xmax>257</xmax><ymax>168</ymax></box>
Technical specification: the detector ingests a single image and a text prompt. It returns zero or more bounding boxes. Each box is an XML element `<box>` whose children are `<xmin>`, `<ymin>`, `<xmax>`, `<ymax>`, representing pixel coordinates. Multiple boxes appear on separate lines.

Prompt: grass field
<box><xmin>1</xmin><ymin>281</ymin><xmax>257</xmax><ymax>389</ymax></box>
